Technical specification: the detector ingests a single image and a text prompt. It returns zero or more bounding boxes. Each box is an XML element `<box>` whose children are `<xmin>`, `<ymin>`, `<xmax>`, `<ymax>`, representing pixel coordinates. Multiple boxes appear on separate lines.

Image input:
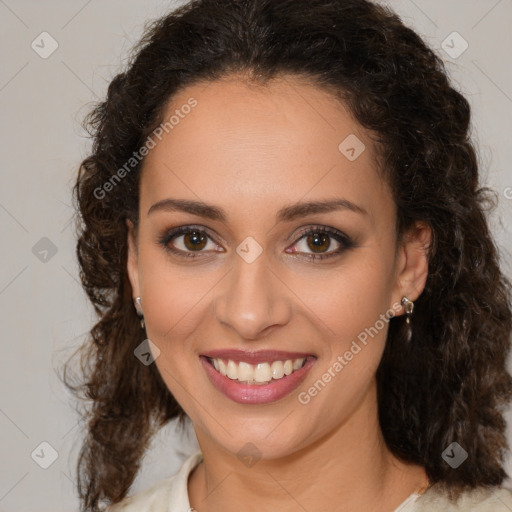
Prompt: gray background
<box><xmin>0</xmin><ymin>1</ymin><xmax>511</xmax><ymax>510</ymax></box>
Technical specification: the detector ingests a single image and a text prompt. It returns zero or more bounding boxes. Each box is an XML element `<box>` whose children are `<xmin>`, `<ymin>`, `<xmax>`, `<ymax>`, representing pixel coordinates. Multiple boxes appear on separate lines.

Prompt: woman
<box><xmin>65</xmin><ymin>0</ymin><xmax>512</xmax><ymax>510</ymax></box>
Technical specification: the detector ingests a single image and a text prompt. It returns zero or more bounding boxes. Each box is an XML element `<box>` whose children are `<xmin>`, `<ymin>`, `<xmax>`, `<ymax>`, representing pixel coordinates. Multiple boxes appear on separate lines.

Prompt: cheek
<box><xmin>137</xmin><ymin>246</ymin><xmax>221</xmax><ymax>342</ymax></box>
<box><xmin>303</xmin><ymin>251</ymin><xmax>396</xmax><ymax>346</ymax></box>
<box><xmin>294</xmin><ymin>259</ymin><xmax>394</xmax><ymax>426</ymax></box>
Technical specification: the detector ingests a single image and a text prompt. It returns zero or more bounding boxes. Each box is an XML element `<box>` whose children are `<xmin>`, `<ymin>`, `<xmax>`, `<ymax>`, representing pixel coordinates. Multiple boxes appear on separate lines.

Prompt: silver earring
<box><xmin>401</xmin><ymin>296</ymin><xmax>414</xmax><ymax>323</ymax></box>
<box><xmin>134</xmin><ymin>296</ymin><xmax>145</xmax><ymax>329</ymax></box>
<box><xmin>401</xmin><ymin>296</ymin><xmax>414</xmax><ymax>342</ymax></box>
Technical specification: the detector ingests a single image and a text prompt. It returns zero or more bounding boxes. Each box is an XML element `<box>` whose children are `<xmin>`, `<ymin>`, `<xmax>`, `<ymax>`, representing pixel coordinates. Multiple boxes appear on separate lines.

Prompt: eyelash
<box><xmin>157</xmin><ymin>224</ymin><xmax>355</xmax><ymax>261</ymax></box>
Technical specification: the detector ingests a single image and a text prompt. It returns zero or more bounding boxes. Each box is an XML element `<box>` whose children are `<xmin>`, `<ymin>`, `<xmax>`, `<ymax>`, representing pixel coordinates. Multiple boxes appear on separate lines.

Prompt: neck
<box><xmin>188</xmin><ymin>381</ymin><xmax>428</xmax><ymax>512</ymax></box>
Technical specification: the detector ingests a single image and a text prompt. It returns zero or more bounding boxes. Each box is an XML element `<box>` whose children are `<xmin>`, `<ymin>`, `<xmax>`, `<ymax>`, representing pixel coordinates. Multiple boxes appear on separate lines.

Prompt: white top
<box><xmin>106</xmin><ymin>451</ymin><xmax>512</xmax><ymax>511</ymax></box>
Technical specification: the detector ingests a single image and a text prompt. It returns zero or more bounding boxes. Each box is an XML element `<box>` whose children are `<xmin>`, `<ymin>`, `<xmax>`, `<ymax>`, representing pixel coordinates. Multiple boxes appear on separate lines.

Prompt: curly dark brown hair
<box><xmin>62</xmin><ymin>0</ymin><xmax>512</xmax><ymax>510</ymax></box>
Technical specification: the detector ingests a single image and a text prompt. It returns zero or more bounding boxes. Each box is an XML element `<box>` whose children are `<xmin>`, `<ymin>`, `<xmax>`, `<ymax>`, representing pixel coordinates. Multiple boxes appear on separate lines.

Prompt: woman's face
<box><xmin>127</xmin><ymin>75</ymin><xmax>429</xmax><ymax>460</ymax></box>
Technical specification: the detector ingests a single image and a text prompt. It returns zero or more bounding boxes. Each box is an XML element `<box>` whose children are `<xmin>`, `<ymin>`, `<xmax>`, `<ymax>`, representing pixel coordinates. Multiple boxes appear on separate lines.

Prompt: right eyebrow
<box><xmin>147</xmin><ymin>198</ymin><xmax>226</xmax><ymax>221</ymax></box>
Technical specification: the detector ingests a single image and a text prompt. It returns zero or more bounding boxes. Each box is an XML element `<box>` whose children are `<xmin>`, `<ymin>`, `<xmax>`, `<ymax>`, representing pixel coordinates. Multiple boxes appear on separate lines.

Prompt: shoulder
<box><xmin>404</xmin><ymin>485</ymin><xmax>512</xmax><ymax>511</ymax></box>
<box><xmin>106</xmin><ymin>451</ymin><xmax>203</xmax><ymax>512</ymax></box>
<box><xmin>106</xmin><ymin>477</ymin><xmax>175</xmax><ymax>512</ymax></box>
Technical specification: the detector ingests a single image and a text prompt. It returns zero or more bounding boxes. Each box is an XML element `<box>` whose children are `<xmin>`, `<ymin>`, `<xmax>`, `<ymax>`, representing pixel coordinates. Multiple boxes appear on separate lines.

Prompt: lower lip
<box><xmin>200</xmin><ymin>356</ymin><xmax>316</xmax><ymax>404</ymax></box>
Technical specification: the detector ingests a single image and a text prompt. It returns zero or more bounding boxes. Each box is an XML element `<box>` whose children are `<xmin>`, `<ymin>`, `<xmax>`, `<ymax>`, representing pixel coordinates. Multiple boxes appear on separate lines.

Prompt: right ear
<box><xmin>126</xmin><ymin>218</ymin><xmax>141</xmax><ymax>299</ymax></box>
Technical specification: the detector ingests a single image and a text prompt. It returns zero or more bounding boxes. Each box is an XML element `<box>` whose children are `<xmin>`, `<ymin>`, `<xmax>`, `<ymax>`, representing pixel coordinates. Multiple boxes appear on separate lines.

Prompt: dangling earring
<box><xmin>401</xmin><ymin>296</ymin><xmax>414</xmax><ymax>342</ymax></box>
<box><xmin>134</xmin><ymin>296</ymin><xmax>145</xmax><ymax>329</ymax></box>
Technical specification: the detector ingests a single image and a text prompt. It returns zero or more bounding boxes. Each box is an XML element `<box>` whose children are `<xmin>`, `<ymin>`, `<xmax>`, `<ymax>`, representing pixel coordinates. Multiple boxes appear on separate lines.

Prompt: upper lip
<box><xmin>201</xmin><ymin>349</ymin><xmax>316</xmax><ymax>364</ymax></box>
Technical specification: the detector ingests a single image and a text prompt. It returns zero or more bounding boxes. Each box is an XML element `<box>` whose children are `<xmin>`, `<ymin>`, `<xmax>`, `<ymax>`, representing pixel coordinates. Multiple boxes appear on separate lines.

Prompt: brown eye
<box><xmin>305</xmin><ymin>232</ymin><xmax>331</xmax><ymax>253</ymax></box>
<box><xmin>286</xmin><ymin>226</ymin><xmax>354</xmax><ymax>261</ymax></box>
<box><xmin>159</xmin><ymin>226</ymin><xmax>223</xmax><ymax>258</ymax></box>
<box><xmin>182</xmin><ymin>230</ymin><xmax>208</xmax><ymax>251</ymax></box>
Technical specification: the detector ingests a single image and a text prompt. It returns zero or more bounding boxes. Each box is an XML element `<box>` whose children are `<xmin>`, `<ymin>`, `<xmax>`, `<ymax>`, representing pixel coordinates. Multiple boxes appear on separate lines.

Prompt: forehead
<box><xmin>139</xmin><ymin>75</ymin><xmax>390</xmax><ymax>222</ymax></box>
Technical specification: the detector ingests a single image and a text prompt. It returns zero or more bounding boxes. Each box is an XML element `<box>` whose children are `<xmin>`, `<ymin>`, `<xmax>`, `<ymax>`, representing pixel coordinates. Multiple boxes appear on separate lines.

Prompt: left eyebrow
<box><xmin>146</xmin><ymin>197</ymin><xmax>368</xmax><ymax>222</ymax></box>
<box><xmin>276</xmin><ymin>198</ymin><xmax>368</xmax><ymax>222</ymax></box>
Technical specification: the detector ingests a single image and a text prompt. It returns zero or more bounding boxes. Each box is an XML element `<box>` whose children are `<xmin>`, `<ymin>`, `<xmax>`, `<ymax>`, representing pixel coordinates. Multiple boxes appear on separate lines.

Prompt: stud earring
<box><xmin>134</xmin><ymin>296</ymin><xmax>145</xmax><ymax>329</ymax></box>
<box><xmin>401</xmin><ymin>296</ymin><xmax>414</xmax><ymax>342</ymax></box>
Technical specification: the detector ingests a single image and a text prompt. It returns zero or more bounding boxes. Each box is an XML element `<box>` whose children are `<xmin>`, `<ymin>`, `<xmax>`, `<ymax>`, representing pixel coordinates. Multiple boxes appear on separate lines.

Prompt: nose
<box><xmin>213</xmin><ymin>250</ymin><xmax>292</xmax><ymax>340</ymax></box>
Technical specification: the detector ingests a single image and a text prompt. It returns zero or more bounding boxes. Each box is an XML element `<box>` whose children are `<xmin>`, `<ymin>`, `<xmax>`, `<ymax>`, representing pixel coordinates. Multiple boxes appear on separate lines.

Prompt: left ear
<box><xmin>391</xmin><ymin>221</ymin><xmax>432</xmax><ymax>311</ymax></box>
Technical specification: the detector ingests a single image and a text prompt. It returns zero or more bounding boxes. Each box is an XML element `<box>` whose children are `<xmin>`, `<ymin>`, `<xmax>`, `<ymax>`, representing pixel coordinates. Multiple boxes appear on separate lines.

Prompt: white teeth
<box><xmin>292</xmin><ymin>358</ymin><xmax>304</xmax><ymax>370</ymax></box>
<box><xmin>238</xmin><ymin>362</ymin><xmax>253</xmax><ymax>381</ymax></box>
<box><xmin>218</xmin><ymin>359</ymin><xmax>227</xmax><ymax>376</ymax></box>
<box><xmin>271</xmin><ymin>360</ymin><xmax>284</xmax><ymax>379</ymax></box>
<box><xmin>209</xmin><ymin>357</ymin><xmax>307</xmax><ymax>384</ymax></box>
<box><xmin>226</xmin><ymin>360</ymin><xmax>238</xmax><ymax>380</ymax></box>
<box><xmin>254</xmin><ymin>362</ymin><xmax>271</xmax><ymax>383</ymax></box>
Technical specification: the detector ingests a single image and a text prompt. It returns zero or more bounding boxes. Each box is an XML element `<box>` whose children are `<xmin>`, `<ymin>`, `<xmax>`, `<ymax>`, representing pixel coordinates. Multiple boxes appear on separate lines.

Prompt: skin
<box><xmin>126</xmin><ymin>74</ymin><xmax>432</xmax><ymax>512</ymax></box>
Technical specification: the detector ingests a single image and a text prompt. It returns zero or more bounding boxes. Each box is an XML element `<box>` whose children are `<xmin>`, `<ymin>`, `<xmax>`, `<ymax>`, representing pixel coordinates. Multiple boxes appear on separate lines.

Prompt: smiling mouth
<box><xmin>205</xmin><ymin>356</ymin><xmax>311</xmax><ymax>385</ymax></box>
